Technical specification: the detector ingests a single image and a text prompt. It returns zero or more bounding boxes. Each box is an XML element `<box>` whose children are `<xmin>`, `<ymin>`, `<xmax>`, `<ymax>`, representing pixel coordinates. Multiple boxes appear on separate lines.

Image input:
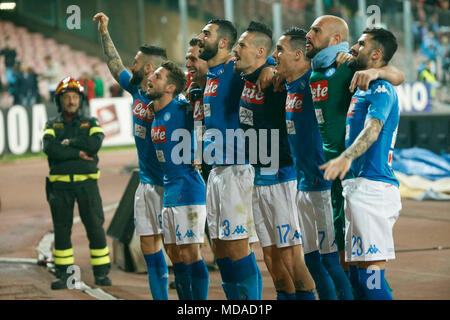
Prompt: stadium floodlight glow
<box><xmin>0</xmin><ymin>2</ymin><xmax>16</xmax><ymax>10</ymax></box>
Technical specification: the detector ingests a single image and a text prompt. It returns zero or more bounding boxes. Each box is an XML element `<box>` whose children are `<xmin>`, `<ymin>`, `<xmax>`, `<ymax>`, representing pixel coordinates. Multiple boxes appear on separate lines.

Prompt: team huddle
<box><xmin>45</xmin><ymin>12</ymin><xmax>403</xmax><ymax>300</ymax></box>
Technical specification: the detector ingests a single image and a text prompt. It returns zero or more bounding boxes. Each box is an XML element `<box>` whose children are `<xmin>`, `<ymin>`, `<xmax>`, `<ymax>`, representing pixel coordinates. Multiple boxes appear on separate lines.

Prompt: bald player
<box><xmin>305</xmin><ymin>15</ymin><xmax>404</xmax><ymax>298</ymax></box>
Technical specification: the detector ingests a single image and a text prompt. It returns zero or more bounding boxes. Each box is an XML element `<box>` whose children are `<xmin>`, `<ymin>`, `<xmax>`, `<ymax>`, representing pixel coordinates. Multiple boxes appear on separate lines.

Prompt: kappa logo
<box><xmin>366</xmin><ymin>244</ymin><xmax>381</xmax><ymax>255</ymax></box>
<box><xmin>291</xmin><ymin>230</ymin><xmax>302</xmax><ymax>240</ymax></box>
<box><xmin>184</xmin><ymin>229</ymin><xmax>196</xmax><ymax>239</ymax></box>
<box><xmin>151</xmin><ymin>126</ymin><xmax>167</xmax><ymax>143</ymax></box>
<box><xmin>347</xmin><ymin>97</ymin><xmax>358</xmax><ymax>117</ymax></box>
<box><xmin>310</xmin><ymin>80</ymin><xmax>329</xmax><ymax>102</ymax></box>
<box><xmin>232</xmin><ymin>225</ymin><xmax>248</xmax><ymax>235</ymax></box>
<box><xmin>241</xmin><ymin>80</ymin><xmax>264</xmax><ymax>104</ymax></box>
<box><xmin>204</xmin><ymin>79</ymin><xmax>219</xmax><ymax>97</ymax></box>
<box><xmin>374</xmin><ymin>84</ymin><xmax>389</xmax><ymax>94</ymax></box>
<box><xmin>133</xmin><ymin>100</ymin><xmax>154</xmax><ymax>122</ymax></box>
<box><xmin>193</xmin><ymin>100</ymin><xmax>204</xmax><ymax>120</ymax></box>
<box><xmin>286</xmin><ymin>93</ymin><xmax>303</xmax><ymax>112</ymax></box>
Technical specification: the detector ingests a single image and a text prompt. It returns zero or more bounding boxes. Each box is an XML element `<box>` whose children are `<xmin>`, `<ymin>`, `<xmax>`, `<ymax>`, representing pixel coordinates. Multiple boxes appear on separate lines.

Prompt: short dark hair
<box><xmin>139</xmin><ymin>44</ymin><xmax>167</xmax><ymax>59</ymax></box>
<box><xmin>283</xmin><ymin>26</ymin><xmax>307</xmax><ymax>51</ymax></box>
<box><xmin>189</xmin><ymin>38</ymin><xmax>201</xmax><ymax>47</ymax></box>
<box><xmin>362</xmin><ymin>27</ymin><xmax>398</xmax><ymax>64</ymax></box>
<box><xmin>161</xmin><ymin>61</ymin><xmax>187</xmax><ymax>97</ymax></box>
<box><xmin>207</xmin><ymin>18</ymin><xmax>237</xmax><ymax>49</ymax></box>
<box><xmin>246</xmin><ymin>21</ymin><xmax>273</xmax><ymax>54</ymax></box>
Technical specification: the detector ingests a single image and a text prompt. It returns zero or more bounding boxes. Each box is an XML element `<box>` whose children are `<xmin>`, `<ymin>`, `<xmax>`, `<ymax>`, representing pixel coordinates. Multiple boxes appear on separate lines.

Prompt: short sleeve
<box><xmin>118</xmin><ymin>69</ymin><xmax>135</xmax><ymax>95</ymax></box>
<box><xmin>366</xmin><ymin>81</ymin><xmax>394</xmax><ymax>123</ymax></box>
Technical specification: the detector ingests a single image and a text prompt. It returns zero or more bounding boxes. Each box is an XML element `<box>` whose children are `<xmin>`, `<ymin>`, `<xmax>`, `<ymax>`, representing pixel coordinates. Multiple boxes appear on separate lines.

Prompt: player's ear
<box><xmin>166</xmin><ymin>83</ymin><xmax>176</xmax><ymax>96</ymax></box>
<box><xmin>371</xmin><ymin>48</ymin><xmax>383</xmax><ymax>62</ymax></box>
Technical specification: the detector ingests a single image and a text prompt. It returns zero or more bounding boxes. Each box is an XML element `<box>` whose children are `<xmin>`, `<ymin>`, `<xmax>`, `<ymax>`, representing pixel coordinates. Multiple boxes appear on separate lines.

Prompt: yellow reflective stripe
<box><xmin>73</xmin><ymin>171</ymin><xmax>100</xmax><ymax>182</ymax></box>
<box><xmin>43</xmin><ymin>129</ymin><xmax>55</xmax><ymax>137</ymax></box>
<box><xmin>49</xmin><ymin>175</ymin><xmax>71</xmax><ymax>183</ymax></box>
<box><xmin>53</xmin><ymin>248</ymin><xmax>74</xmax><ymax>257</ymax></box>
<box><xmin>91</xmin><ymin>255</ymin><xmax>111</xmax><ymax>266</ymax></box>
<box><xmin>89</xmin><ymin>126</ymin><xmax>104</xmax><ymax>136</ymax></box>
<box><xmin>90</xmin><ymin>247</ymin><xmax>109</xmax><ymax>257</ymax></box>
<box><xmin>54</xmin><ymin>256</ymin><xmax>75</xmax><ymax>265</ymax></box>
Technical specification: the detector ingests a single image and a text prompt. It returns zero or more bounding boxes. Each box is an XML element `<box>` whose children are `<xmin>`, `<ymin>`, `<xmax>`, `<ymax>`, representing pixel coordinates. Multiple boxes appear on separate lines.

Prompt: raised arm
<box><xmin>93</xmin><ymin>12</ymin><xmax>125</xmax><ymax>82</ymax></box>
<box><xmin>319</xmin><ymin>117</ymin><xmax>383</xmax><ymax>180</ymax></box>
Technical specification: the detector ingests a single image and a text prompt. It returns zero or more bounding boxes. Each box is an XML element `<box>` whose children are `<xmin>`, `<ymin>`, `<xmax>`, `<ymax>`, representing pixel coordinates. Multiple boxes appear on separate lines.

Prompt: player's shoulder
<box><xmin>369</xmin><ymin>79</ymin><xmax>395</xmax><ymax>96</ymax></box>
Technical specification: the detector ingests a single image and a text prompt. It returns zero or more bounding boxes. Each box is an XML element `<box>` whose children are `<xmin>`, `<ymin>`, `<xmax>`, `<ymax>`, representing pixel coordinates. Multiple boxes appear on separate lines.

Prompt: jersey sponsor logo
<box><xmin>241</xmin><ymin>80</ymin><xmax>264</xmax><ymax>104</ymax></box>
<box><xmin>134</xmin><ymin>123</ymin><xmax>147</xmax><ymax>139</ymax></box>
<box><xmin>285</xmin><ymin>93</ymin><xmax>303</xmax><ymax>112</ymax></box>
<box><xmin>133</xmin><ymin>100</ymin><xmax>154</xmax><ymax>123</ymax></box>
<box><xmin>204</xmin><ymin>78</ymin><xmax>219</xmax><ymax>97</ymax></box>
<box><xmin>374</xmin><ymin>84</ymin><xmax>389</xmax><ymax>94</ymax></box>
<box><xmin>193</xmin><ymin>99</ymin><xmax>204</xmax><ymax>120</ymax></box>
<box><xmin>239</xmin><ymin>106</ymin><xmax>254</xmax><ymax>126</ymax></box>
<box><xmin>286</xmin><ymin>119</ymin><xmax>296</xmax><ymax>135</ymax></box>
<box><xmin>156</xmin><ymin>149</ymin><xmax>166</xmax><ymax>163</ymax></box>
<box><xmin>203</xmin><ymin>103</ymin><xmax>211</xmax><ymax>117</ymax></box>
<box><xmin>310</xmin><ymin>80</ymin><xmax>329</xmax><ymax>102</ymax></box>
<box><xmin>151</xmin><ymin>126</ymin><xmax>167</xmax><ymax>143</ymax></box>
<box><xmin>347</xmin><ymin>97</ymin><xmax>357</xmax><ymax>118</ymax></box>
<box><xmin>315</xmin><ymin>108</ymin><xmax>325</xmax><ymax>124</ymax></box>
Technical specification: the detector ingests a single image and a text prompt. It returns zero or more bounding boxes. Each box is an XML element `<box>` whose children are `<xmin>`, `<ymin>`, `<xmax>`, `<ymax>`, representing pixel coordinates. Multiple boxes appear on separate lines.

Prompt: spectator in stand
<box><xmin>109</xmin><ymin>83</ymin><xmax>123</xmax><ymax>97</ymax></box>
<box><xmin>92</xmin><ymin>64</ymin><xmax>104</xmax><ymax>98</ymax></box>
<box><xmin>41</xmin><ymin>55</ymin><xmax>61</xmax><ymax>102</ymax></box>
<box><xmin>419</xmin><ymin>60</ymin><xmax>439</xmax><ymax>98</ymax></box>
<box><xmin>0</xmin><ymin>36</ymin><xmax>17</xmax><ymax>89</ymax></box>
<box><xmin>438</xmin><ymin>35</ymin><xmax>449</xmax><ymax>86</ymax></box>
<box><xmin>421</xmin><ymin>31</ymin><xmax>441</xmax><ymax>74</ymax></box>
<box><xmin>15</xmin><ymin>62</ymin><xmax>39</xmax><ymax>106</ymax></box>
<box><xmin>79</xmin><ymin>72</ymin><xmax>95</xmax><ymax>101</ymax></box>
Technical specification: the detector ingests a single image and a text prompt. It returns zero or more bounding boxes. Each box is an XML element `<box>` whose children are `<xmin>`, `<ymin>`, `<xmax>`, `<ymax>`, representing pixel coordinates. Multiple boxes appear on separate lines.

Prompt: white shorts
<box><xmin>134</xmin><ymin>182</ymin><xmax>164</xmax><ymax>236</ymax></box>
<box><xmin>296</xmin><ymin>189</ymin><xmax>337</xmax><ymax>255</ymax></box>
<box><xmin>206</xmin><ymin>164</ymin><xmax>257</xmax><ymax>241</ymax></box>
<box><xmin>342</xmin><ymin>178</ymin><xmax>402</xmax><ymax>262</ymax></box>
<box><xmin>253</xmin><ymin>180</ymin><xmax>302</xmax><ymax>248</ymax></box>
<box><xmin>162</xmin><ymin>204</ymin><xmax>207</xmax><ymax>245</ymax></box>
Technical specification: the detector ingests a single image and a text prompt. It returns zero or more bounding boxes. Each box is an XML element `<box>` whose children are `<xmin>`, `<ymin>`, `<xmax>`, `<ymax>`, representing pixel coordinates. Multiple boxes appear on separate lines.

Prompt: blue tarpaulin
<box><xmin>392</xmin><ymin>148</ymin><xmax>450</xmax><ymax>181</ymax></box>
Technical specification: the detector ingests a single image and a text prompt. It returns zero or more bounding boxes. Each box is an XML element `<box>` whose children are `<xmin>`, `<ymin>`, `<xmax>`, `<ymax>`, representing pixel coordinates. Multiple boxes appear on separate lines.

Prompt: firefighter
<box><xmin>43</xmin><ymin>76</ymin><xmax>112</xmax><ymax>290</ymax></box>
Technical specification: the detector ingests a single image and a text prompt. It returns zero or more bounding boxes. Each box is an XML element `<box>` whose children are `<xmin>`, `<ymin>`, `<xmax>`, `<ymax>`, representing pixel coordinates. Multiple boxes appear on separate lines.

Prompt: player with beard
<box><xmin>196</xmin><ymin>19</ymin><xmax>276</xmax><ymax>300</ymax></box>
<box><xmin>148</xmin><ymin>61</ymin><xmax>209</xmax><ymax>300</ymax></box>
<box><xmin>94</xmin><ymin>12</ymin><xmax>169</xmax><ymax>300</ymax></box>
<box><xmin>320</xmin><ymin>28</ymin><xmax>401</xmax><ymax>300</ymax></box>
<box><xmin>305</xmin><ymin>16</ymin><xmax>404</xmax><ymax>294</ymax></box>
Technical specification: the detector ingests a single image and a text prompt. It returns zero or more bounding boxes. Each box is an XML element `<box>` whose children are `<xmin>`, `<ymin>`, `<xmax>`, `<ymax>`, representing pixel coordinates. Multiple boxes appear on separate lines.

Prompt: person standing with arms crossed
<box><xmin>94</xmin><ymin>12</ymin><xmax>169</xmax><ymax>300</ymax></box>
<box><xmin>321</xmin><ymin>28</ymin><xmax>401</xmax><ymax>300</ymax></box>
<box><xmin>43</xmin><ymin>77</ymin><xmax>111</xmax><ymax>289</ymax></box>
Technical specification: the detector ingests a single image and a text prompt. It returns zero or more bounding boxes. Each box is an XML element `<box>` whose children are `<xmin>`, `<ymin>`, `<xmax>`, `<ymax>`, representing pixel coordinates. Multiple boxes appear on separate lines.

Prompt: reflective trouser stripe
<box><xmin>91</xmin><ymin>255</ymin><xmax>111</xmax><ymax>266</ymax></box>
<box><xmin>53</xmin><ymin>248</ymin><xmax>75</xmax><ymax>265</ymax></box>
<box><xmin>90</xmin><ymin>247</ymin><xmax>110</xmax><ymax>266</ymax></box>
<box><xmin>49</xmin><ymin>171</ymin><xmax>100</xmax><ymax>183</ymax></box>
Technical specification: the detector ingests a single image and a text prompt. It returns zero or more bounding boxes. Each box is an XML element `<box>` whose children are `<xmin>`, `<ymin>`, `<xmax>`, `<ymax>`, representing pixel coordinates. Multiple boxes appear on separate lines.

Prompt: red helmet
<box><xmin>55</xmin><ymin>76</ymin><xmax>85</xmax><ymax>112</ymax></box>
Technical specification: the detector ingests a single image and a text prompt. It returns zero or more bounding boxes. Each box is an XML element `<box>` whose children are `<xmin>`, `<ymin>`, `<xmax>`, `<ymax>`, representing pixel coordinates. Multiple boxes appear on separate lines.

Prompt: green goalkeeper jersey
<box><xmin>309</xmin><ymin>62</ymin><xmax>354</xmax><ymax>161</ymax></box>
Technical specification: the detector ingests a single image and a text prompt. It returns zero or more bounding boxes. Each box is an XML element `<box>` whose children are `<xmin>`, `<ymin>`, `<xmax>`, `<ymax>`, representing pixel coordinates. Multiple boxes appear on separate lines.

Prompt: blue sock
<box><xmin>277</xmin><ymin>291</ymin><xmax>296</xmax><ymax>300</ymax></box>
<box><xmin>348</xmin><ymin>265</ymin><xmax>366</xmax><ymax>300</ymax></box>
<box><xmin>358</xmin><ymin>268</ymin><xmax>393</xmax><ymax>300</ymax></box>
<box><xmin>188</xmin><ymin>259</ymin><xmax>209</xmax><ymax>300</ymax></box>
<box><xmin>173</xmin><ymin>262</ymin><xmax>192</xmax><ymax>300</ymax></box>
<box><xmin>304</xmin><ymin>250</ymin><xmax>337</xmax><ymax>300</ymax></box>
<box><xmin>296</xmin><ymin>290</ymin><xmax>316</xmax><ymax>300</ymax></box>
<box><xmin>143</xmin><ymin>250</ymin><xmax>169</xmax><ymax>300</ymax></box>
<box><xmin>233</xmin><ymin>252</ymin><xmax>260</xmax><ymax>300</ymax></box>
<box><xmin>321</xmin><ymin>252</ymin><xmax>354</xmax><ymax>300</ymax></box>
<box><xmin>256</xmin><ymin>263</ymin><xmax>263</xmax><ymax>299</ymax></box>
<box><xmin>216</xmin><ymin>257</ymin><xmax>239</xmax><ymax>300</ymax></box>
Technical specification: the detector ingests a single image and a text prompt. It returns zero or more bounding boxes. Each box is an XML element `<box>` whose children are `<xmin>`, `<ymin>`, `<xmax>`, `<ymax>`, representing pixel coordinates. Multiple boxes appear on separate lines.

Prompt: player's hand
<box><xmin>319</xmin><ymin>155</ymin><xmax>352</xmax><ymax>181</ymax></box>
<box><xmin>191</xmin><ymin>160</ymin><xmax>202</xmax><ymax>173</ymax></box>
<box><xmin>79</xmin><ymin>150</ymin><xmax>94</xmax><ymax>161</ymax></box>
<box><xmin>273</xmin><ymin>72</ymin><xmax>286</xmax><ymax>93</ymax></box>
<box><xmin>186</xmin><ymin>82</ymin><xmax>201</xmax><ymax>102</ymax></box>
<box><xmin>336</xmin><ymin>52</ymin><xmax>352</xmax><ymax>68</ymax></box>
<box><xmin>257</xmin><ymin>66</ymin><xmax>276</xmax><ymax>92</ymax></box>
<box><xmin>93</xmin><ymin>12</ymin><xmax>109</xmax><ymax>35</ymax></box>
<box><xmin>61</xmin><ymin>139</ymin><xmax>70</xmax><ymax>146</ymax></box>
<box><xmin>224</xmin><ymin>54</ymin><xmax>236</xmax><ymax>66</ymax></box>
<box><xmin>349</xmin><ymin>69</ymin><xmax>380</xmax><ymax>92</ymax></box>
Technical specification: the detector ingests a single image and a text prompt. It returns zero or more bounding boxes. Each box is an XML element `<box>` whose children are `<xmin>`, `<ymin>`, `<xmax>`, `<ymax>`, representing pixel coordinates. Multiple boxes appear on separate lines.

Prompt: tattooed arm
<box><xmin>319</xmin><ymin>117</ymin><xmax>383</xmax><ymax>180</ymax></box>
<box><xmin>93</xmin><ymin>12</ymin><xmax>125</xmax><ymax>82</ymax></box>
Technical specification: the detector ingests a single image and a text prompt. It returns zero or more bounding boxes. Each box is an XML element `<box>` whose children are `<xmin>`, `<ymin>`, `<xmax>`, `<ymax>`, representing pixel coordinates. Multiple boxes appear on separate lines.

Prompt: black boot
<box><xmin>51</xmin><ymin>265</ymin><xmax>70</xmax><ymax>290</ymax></box>
<box><xmin>93</xmin><ymin>264</ymin><xmax>112</xmax><ymax>286</ymax></box>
